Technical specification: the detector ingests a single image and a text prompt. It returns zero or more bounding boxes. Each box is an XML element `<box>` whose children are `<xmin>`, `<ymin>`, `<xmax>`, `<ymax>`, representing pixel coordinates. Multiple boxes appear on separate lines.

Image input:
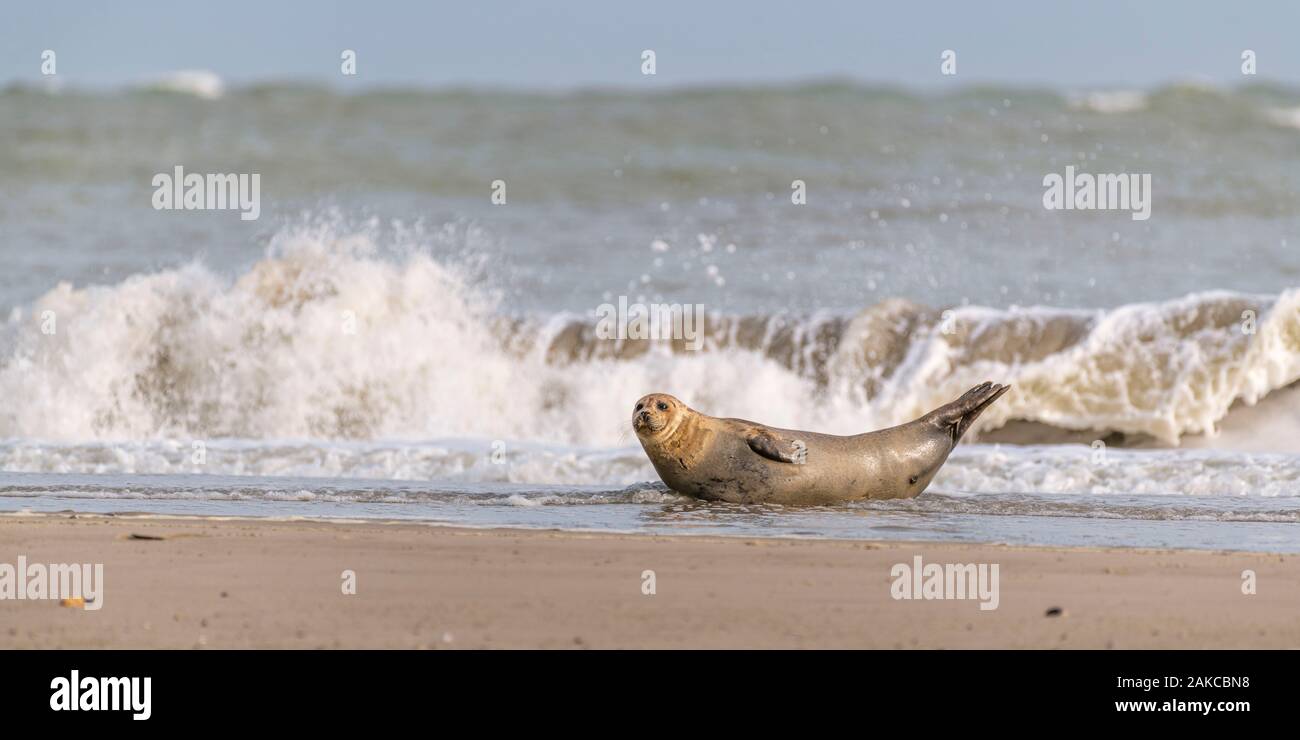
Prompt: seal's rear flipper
<box><xmin>925</xmin><ymin>382</ymin><xmax>1011</xmax><ymax>445</ymax></box>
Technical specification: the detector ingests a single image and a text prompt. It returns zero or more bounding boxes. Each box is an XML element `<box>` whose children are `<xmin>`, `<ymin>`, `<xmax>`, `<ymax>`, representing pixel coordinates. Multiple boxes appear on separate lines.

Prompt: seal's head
<box><xmin>632</xmin><ymin>393</ymin><xmax>687</xmax><ymax>439</ymax></box>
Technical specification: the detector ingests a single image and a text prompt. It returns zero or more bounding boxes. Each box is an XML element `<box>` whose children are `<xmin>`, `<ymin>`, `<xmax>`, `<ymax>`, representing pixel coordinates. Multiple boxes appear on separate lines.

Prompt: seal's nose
<box><xmin>637</xmin><ymin>410</ymin><xmax>651</xmax><ymax>423</ymax></box>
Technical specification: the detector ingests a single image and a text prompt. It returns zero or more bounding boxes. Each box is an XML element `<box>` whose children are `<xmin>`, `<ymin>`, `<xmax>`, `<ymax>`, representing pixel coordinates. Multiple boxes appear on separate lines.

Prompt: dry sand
<box><xmin>1</xmin><ymin>513</ymin><xmax>1295</xmax><ymax>649</ymax></box>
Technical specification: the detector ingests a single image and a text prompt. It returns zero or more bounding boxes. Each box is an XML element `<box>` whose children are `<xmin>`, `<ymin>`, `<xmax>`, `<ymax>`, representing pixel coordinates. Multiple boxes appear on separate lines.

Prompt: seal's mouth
<box><xmin>633</xmin><ymin>410</ymin><xmax>667</xmax><ymax>435</ymax></box>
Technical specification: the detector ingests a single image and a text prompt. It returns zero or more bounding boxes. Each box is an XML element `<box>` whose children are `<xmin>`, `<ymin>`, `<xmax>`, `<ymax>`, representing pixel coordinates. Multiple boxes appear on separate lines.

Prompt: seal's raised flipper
<box><xmin>924</xmin><ymin>382</ymin><xmax>1011</xmax><ymax>445</ymax></box>
<box><xmin>746</xmin><ymin>431</ymin><xmax>803</xmax><ymax>464</ymax></box>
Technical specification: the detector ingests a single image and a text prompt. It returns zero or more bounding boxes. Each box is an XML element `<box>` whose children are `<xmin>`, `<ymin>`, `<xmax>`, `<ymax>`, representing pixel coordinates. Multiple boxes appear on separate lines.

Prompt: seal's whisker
<box><xmin>614</xmin><ymin>422</ymin><xmax>634</xmax><ymax>445</ymax></box>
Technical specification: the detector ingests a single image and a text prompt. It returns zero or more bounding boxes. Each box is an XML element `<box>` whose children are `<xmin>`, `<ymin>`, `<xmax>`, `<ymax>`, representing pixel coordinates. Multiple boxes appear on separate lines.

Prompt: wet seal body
<box><xmin>632</xmin><ymin>383</ymin><xmax>1010</xmax><ymax>505</ymax></box>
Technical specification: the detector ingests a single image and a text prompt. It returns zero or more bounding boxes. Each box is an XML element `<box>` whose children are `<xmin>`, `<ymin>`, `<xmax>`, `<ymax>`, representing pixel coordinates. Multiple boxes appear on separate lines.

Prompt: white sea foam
<box><xmin>1</xmin><ymin>224</ymin><xmax>1297</xmax><ymax>456</ymax></box>
<box><xmin>1</xmin><ymin>441</ymin><xmax>1297</xmax><ymax>499</ymax></box>
<box><xmin>1264</xmin><ymin>106</ymin><xmax>1300</xmax><ymax>130</ymax></box>
<box><xmin>934</xmin><ymin>445</ymin><xmax>1300</xmax><ymax>498</ymax></box>
<box><xmin>1068</xmin><ymin>90</ymin><xmax>1148</xmax><ymax>113</ymax></box>
<box><xmin>136</xmin><ymin>70</ymin><xmax>224</xmax><ymax>99</ymax></box>
<box><xmin>870</xmin><ymin>290</ymin><xmax>1300</xmax><ymax>446</ymax></box>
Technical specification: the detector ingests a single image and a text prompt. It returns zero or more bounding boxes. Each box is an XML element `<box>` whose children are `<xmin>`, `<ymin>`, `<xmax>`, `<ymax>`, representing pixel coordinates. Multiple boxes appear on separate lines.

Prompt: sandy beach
<box><xmin>1</xmin><ymin>513</ymin><xmax>1295</xmax><ymax>649</ymax></box>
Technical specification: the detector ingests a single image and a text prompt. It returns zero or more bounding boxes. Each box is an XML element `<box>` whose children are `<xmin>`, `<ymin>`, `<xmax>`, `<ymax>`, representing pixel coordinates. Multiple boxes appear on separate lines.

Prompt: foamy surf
<box><xmin>1265</xmin><ymin>106</ymin><xmax>1300</xmax><ymax>129</ymax></box>
<box><xmin>3</xmin><ymin>455</ymin><xmax>1299</xmax><ymax>551</ymax></box>
<box><xmin>1068</xmin><ymin>90</ymin><xmax>1148</xmax><ymax>113</ymax></box>
<box><xmin>134</xmin><ymin>70</ymin><xmax>225</xmax><ymax>99</ymax></box>
<box><xmin>1</xmin><ymin>440</ymin><xmax>1298</xmax><ymax>498</ymax></box>
<box><xmin>2</xmin><ymin>227</ymin><xmax>1297</xmax><ymax>451</ymax></box>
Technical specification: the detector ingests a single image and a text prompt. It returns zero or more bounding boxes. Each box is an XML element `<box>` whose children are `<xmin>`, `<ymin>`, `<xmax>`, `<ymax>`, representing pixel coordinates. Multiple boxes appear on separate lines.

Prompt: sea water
<box><xmin>2</xmin><ymin>80</ymin><xmax>1299</xmax><ymax>550</ymax></box>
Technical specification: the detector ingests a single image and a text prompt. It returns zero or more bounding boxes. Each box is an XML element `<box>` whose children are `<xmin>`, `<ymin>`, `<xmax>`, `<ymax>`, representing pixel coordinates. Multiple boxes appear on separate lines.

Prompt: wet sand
<box><xmin>1</xmin><ymin>513</ymin><xmax>1295</xmax><ymax>648</ymax></box>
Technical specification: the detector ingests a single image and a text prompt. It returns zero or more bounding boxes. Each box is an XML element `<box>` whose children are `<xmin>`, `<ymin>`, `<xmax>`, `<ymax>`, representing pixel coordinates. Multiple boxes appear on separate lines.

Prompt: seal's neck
<box><xmin>654</xmin><ymin>410</ymin><xmax>703</xmax><ymax>463</ymax></box>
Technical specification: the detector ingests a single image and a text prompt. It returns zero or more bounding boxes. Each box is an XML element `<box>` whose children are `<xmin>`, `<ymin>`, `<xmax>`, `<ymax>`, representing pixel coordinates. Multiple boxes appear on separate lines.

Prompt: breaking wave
<box><xmin>133</xmin><ymin>70</ymin><xmax>225</xmax><ymax>99</ymax></box>
<box><xmin>2</xmin><ymin>225</ymin><xmax>1298</xmax><ymax>450</ymax></box>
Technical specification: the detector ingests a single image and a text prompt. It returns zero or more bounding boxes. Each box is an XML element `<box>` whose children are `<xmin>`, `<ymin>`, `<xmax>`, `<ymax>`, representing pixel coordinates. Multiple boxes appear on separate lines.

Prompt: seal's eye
<box><xmin>656</xmin><ymin>401</ymin><xmax>669</xmax><ymax>411</ymax></box>
<box><xmin>635</xmin><ymin>403</ymin><xmax>643</xmax><ymax>411</ymax></box>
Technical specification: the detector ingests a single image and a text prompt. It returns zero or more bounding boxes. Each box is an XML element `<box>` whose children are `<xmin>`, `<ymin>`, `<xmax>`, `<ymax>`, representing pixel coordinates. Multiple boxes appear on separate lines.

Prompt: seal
<box><xmin>632</xmin><ymin>382</ymin><xmax>1010</xmax><ymax>504</ymax></box>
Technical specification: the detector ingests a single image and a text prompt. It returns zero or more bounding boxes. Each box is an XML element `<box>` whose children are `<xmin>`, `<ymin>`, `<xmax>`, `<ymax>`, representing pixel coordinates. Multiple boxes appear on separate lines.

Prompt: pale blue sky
<box><xmin>4</xmin><ymin>0</ymin><xmax>1298</xmax><ymax>89</ymax></box>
